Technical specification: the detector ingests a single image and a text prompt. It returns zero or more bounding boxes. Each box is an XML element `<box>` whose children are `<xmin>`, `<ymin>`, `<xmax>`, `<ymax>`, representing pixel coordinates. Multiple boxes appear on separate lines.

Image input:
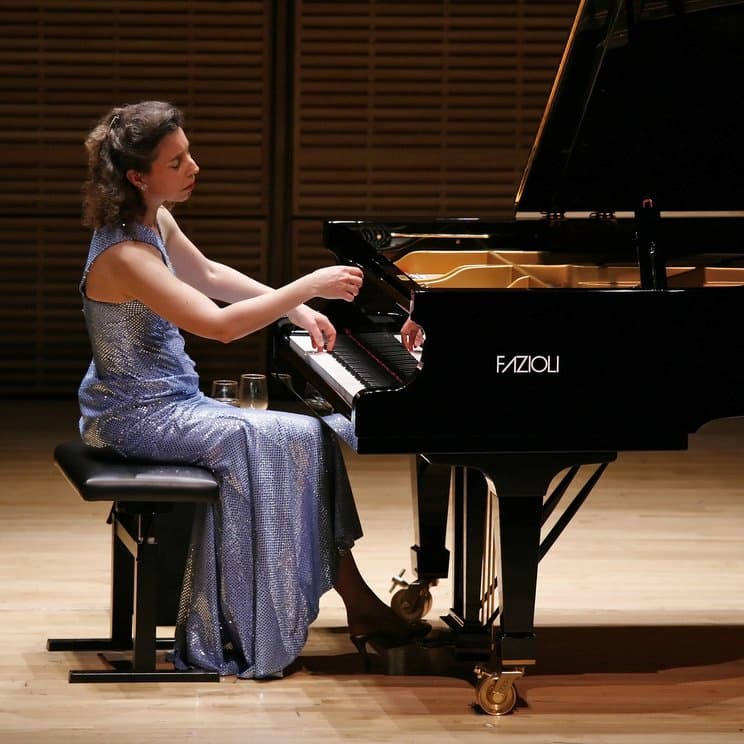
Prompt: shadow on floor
<box><xmin>295</xmin><ymin>623</ymin><xmax>744</xmax><ymax>680</ymax></box>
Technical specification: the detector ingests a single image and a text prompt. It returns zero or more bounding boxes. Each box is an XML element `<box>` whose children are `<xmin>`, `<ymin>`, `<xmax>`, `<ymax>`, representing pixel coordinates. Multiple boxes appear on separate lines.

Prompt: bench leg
<box><xmin>48</xmin><ymin>510</ymin><xmax>219</xmax><ymax>683</ymax></box>
<box><xmin>111</xmin><ymin>514</ymin><xmax>135</xmax><ymax>647</ymax></box>
<box><xmin>132</xmin><ymin>525</ymin><xmax>157</xmax><ymax>672</ymax></box>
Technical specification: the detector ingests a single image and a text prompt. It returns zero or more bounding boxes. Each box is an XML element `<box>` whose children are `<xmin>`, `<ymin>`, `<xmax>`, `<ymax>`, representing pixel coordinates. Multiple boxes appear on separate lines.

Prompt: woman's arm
<box><xmin>157</xmin><ymin>208</ymin><xmax>356</xmax><ymax>349</ymax></box>
<box><xmin>159</xmin><ymin>209</ymin><xmax>344</xmax><ymax>348</ymax></box>
<box><xmin>90</xmin><ymin>236</ymin><xmax>362</xmax><ymax>349</ymax></box>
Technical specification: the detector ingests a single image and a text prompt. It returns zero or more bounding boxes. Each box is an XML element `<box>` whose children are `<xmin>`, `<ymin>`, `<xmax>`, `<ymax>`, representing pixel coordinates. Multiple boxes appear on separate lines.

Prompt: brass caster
<box><xmin>390</xmin><ymin>583</ymin><xmax>433</xmax><ymax>622</ymax></box>
<box><xmin>473</xmin><ymin>666</ymin><xmax>523</xmax><ymax>716</ymax></box>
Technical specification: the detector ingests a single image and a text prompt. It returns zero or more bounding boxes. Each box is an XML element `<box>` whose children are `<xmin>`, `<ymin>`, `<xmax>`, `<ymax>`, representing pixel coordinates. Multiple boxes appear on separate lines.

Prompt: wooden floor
<box><xmin>1</xmin><ymin>399</ymin><xmax>743</xmax><ymax>743</ymax></box>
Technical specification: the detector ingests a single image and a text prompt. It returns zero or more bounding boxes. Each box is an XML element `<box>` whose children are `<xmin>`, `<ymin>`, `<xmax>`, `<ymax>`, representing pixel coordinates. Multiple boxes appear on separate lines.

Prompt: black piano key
<box><xmin>353</xmin><ymin>331</ymin><xmax>419</xmax><ymax>381</ymax></box>
<box><xmin>331</xmin><ymin>336</ymin><xmax>399</xmax><ymax>389</ymax></box>
<box><xmin>330</xmin><ymin>331</ymin><xmax>419</xmax><ymax>391</ymax></box>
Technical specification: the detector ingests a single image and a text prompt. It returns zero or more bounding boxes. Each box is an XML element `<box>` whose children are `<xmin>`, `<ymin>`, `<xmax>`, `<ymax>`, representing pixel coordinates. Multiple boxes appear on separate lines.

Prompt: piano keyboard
<box><xmin>288</xmin><ymin>330</ymin><xmax>420</xmax><ymax>407</ymax></box>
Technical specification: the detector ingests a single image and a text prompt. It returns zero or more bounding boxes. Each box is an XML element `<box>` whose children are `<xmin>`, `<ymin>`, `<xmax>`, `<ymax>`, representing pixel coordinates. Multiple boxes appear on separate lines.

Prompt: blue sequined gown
<box><xmin>78</xmin><ymin>223</ymin><xmax>362</xmax><ymax>678</ymax></box>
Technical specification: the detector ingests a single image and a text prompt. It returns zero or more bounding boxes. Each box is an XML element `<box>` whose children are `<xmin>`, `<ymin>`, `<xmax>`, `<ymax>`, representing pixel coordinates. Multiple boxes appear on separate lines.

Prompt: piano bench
<box><xmin>46</xmin><ymin>440</ymin><xmax>221</xmax><ymax>683</ymax></box>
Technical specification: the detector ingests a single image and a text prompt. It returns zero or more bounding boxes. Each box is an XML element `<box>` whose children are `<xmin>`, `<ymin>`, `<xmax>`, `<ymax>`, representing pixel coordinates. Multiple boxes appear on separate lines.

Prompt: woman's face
<box><xmin>137</xmin><ymin>127</ymin><xmax>199</xmax><ymax>204</ymax></box>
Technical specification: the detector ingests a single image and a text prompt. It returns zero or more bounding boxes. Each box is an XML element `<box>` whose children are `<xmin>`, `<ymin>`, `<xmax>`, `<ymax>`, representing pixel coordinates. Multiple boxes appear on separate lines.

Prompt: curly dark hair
<box><xmin>82</xmin><ymin>101</ymin><xmax>184</xmax><ymax>229</ymax></box>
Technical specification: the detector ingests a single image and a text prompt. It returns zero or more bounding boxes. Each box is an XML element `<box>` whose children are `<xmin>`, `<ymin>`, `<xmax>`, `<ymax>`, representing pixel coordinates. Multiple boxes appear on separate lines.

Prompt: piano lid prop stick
<box><xmin>635</xmin><ymin>198</ymin><xmax>667</xmax><ymax>290</ymax></box>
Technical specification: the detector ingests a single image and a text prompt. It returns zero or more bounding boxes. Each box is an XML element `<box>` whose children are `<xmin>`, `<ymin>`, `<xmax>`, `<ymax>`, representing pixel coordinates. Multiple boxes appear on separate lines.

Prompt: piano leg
<box><xmin>493</xmin><ymin>477</ymin><xmax>543</xmax><ymax>667</ymax></box>
<box><xmin>428</xmin><ymin>451</ymin><xmax>615</xmax><ymax>715</ymax></box>
<box><xmin>410</xmin><ymin>455</ymin><xmax>451</xmax><ymax>582</ymax></box>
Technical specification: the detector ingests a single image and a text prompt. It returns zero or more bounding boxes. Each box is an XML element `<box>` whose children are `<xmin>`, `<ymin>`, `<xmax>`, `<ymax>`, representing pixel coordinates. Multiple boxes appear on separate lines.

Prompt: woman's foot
<box><xmin>335</xmin><ymin>551</ymin><xmax>430</xmax><ymax>649</ymax></box>
<box><xmin>345</xmin><ymin>589</ymin><xmax>415</xmax><ymax>644</ymax></box>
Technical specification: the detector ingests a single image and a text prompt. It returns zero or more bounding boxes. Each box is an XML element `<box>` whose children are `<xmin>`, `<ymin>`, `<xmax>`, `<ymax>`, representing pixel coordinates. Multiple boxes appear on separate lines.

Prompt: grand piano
<box><xmin>273</xmin><ymin>0</ymin><xmax>744</xmax><ymax>715</ymax></box>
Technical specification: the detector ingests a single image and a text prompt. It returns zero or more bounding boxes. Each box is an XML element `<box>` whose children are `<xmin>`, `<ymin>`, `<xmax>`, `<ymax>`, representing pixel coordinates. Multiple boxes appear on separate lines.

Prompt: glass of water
<box><xmin>211</xmin><ymin>379</ymin><xmax>239</xmax><ymax>406</ymax></box>
<box><xmin>239</xmin><ymin>373</ymin><xmax>269</xmax><ymax>410</ymax></box>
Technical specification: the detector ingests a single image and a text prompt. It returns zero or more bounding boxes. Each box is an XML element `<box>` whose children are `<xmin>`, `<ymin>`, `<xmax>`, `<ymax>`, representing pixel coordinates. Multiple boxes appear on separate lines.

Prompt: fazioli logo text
<box><xmin>495</xmin><ymin>355</ymin><xmax>560</xmax><ymax>374</ymax></box>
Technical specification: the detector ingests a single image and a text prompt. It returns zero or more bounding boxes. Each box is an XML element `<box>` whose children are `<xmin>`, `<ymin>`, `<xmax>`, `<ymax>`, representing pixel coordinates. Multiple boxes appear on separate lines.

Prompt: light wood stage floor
<box><xmin>1</xmin><ymin>399</ymin><xmax>743</xmax><ymax>743</ymax></box>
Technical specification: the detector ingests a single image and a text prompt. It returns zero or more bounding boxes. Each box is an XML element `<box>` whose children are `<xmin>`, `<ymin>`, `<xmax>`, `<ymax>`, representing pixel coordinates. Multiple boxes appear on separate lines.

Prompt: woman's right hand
<box><xmin>307</xmin><ymin>265</ymin><xmax>363</xmax><ymax>302</ymax></box>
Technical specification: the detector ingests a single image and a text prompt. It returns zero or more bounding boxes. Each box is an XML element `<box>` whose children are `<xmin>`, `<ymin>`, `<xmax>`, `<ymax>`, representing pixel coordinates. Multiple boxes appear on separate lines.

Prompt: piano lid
<box><xmin>516</xmin><ymin>0</ymin><xmax>744</xmax><ymax>218</ymax></box>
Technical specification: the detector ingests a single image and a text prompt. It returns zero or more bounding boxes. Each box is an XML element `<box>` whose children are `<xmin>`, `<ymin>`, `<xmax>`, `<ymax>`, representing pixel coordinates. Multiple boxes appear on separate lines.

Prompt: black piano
<box><xmin>273</xmin><ymin>0</ymin><xmax>744</xmax><ymax>715</ymax></box>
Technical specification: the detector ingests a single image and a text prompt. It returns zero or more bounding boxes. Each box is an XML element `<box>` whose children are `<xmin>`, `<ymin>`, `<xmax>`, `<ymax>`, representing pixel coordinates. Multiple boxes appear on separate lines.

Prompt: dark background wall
<box><xmin>0</xmin><ymin>1</ymin><xmax>577</xmax><ymax>398</ymax></box>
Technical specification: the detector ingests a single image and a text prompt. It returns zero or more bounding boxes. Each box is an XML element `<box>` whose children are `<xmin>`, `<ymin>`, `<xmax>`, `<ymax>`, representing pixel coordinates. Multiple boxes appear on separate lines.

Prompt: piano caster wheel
<box><xmin>390</xmin><ymin>584</ymin><xmax>433</xmax><ymax>622</ymax></box>
<box><xmin>474</xmin><ymin>666</ymin><xmax>523</xmax><ymax>716</ymax></box>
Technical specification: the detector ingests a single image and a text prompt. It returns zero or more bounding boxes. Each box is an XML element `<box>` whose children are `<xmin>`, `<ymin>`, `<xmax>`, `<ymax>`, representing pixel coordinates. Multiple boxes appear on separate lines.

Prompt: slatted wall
<box><xmin>291</xmin><ymin>1</ymin><xmax>578</xmax><ymax>274</ymax></box>
<box><xmin>0</xmin><ymin>1</ymin><xmax>271</xmax><ymax>395</ymax></box>
<box><xmin>0</xmin><ymin>1</ymin><xmax>576</xmax><ymax>397</ymax></box>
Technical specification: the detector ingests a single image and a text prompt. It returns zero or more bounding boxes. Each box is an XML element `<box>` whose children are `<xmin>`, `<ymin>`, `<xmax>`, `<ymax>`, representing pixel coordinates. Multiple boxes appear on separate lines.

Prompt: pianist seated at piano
<box><xmin>76</xmin><ymin>99</ymin><xmax>421</xmax><ymax>679</ymax></box>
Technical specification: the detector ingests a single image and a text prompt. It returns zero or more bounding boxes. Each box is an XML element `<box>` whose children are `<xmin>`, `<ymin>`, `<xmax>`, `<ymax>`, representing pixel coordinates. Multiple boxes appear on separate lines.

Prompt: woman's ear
<box><xmin>126</xmin><ymin>169</ymin><xmax>147</xmax><ymax>191</ymax></box>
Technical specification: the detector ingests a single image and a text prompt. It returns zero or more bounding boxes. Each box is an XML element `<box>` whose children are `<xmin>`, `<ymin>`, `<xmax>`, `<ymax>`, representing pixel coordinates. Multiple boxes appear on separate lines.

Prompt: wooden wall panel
<box><xmin>292</xmin><ymin>1</ymin><xmax>577</xmax><ymax>224</ymax></box>
<box><xmin>0</xmin><ymin>1</ymin><xmax>271</xmax><ymax>397</ymax></box>
<box><xmin>0</xmin><ymin>217</ymin><xmax>91</xmax><ymax>395</ymax></box>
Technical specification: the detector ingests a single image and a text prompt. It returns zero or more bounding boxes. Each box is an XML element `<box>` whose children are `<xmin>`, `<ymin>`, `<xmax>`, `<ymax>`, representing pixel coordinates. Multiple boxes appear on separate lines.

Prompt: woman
<box><xmin>78</xmin><ymin>100</ymin><xmax>414</xmax><ymax>678</ymax></box>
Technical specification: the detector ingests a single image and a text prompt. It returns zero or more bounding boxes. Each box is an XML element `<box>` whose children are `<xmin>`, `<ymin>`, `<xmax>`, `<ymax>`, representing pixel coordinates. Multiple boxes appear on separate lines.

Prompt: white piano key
<box><xmin>288</xmin><ymin>334</ymin><xmax>365</xmax><ymax>406</ymax></box>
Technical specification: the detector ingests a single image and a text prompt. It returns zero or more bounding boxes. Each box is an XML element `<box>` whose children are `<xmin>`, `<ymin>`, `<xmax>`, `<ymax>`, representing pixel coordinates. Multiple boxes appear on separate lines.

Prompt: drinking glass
<box><xmin>211</xmin><ymin>379</ymin><xmax>239</xmax><ymax>406</ymax></box>
<box><xmin>239</xmin><ymin>373</ymin><xmax>269</xmax><ymax>410</ymax></box>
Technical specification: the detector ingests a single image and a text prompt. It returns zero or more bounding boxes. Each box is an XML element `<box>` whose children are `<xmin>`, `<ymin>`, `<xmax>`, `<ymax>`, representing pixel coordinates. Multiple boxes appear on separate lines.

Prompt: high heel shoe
<box><xmin>350</xmin><ymin>625</ymin><xmax>422</xmax><ymax>673</ymax></box>
<box><xmin>349</xmin><ymin>620</ymin><xmax>432</xmax><ymax>674</ymax></box>
<box><xmin>350</xmin><ymin>634</ymin><xmax>374</xmax><ymax>673</ymax></box>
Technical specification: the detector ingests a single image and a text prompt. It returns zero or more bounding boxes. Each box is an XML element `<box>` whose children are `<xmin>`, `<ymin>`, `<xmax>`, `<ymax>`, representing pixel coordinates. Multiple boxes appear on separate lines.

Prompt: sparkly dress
<box><xmin>78</xmin><ymin>223</ymin><xmax>362</xmax><ymax>678</ymax></box>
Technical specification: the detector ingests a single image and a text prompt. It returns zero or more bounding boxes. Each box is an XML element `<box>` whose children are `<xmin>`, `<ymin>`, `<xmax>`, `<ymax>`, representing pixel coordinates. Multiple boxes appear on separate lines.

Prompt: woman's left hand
<box><xmin>286</xmin><ymin>305</ymin><xmax>337</xmax><ymax>352</ymax></box>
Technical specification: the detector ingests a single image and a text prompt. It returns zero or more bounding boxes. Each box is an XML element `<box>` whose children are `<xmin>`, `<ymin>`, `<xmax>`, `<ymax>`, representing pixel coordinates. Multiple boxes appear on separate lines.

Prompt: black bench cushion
<box><xmin>54</xmin><ymin>441</ymin><xmax>220</xmax><ymax>503</ymax></box>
